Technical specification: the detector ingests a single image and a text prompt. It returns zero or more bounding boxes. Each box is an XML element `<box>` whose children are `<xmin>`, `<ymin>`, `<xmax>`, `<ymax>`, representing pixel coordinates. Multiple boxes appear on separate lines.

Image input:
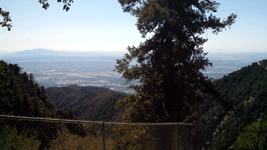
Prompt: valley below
<box><xmin>1</xmin><ymin>49</ymin><xmax>266</xmax><ymax>94</ymax></box>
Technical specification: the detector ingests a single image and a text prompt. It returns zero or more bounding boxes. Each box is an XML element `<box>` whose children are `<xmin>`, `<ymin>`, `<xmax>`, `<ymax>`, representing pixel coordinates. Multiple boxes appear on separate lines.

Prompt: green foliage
<box><xmin>0</xmin><ymin>8</ymin><xmax>12</xmax><ymax>31</ymax></box>
<box><xmin>199</xmin><ymin>59</ymin><xmax>267</xmax><ymax>150</ymax></box>
<box><xmin>115</xmin><ymin>0</ymin><xmax>236</xmax><ymax>123</ymax></box>
<box><xmin>38</xmin><ymin>0</ymin><xmax>74</xmax><ymax>11</ymax></box>
<box><xmin>230</xmin><ymin>117</ymin><xmax>267</xmax><ymax>150</ymax></box>
<box><xmin>0</xmin><ymin>125</ymin><xmax>41</xmax><ymax>149</ymax></box>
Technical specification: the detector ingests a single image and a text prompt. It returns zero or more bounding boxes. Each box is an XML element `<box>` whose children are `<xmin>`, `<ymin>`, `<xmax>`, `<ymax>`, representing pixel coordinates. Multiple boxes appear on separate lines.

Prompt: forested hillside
<box><xmin>46</xmin><ymin>85</ymin><xmax>127</xmax><ymax>121</ymax></box>
<box><xmin>0</xmin><ymin>60</ymin><xmax>73</xmax><ymax>119</ymax></box>
<box><xmin>0</xmin><ymin>60</ymin><xmax>80</xmax><ymax>149</ymax></box>
<box><xmin>199</xmin><ymin>59</ymin><xmax>267</xmax><ymax>150</ymax></box>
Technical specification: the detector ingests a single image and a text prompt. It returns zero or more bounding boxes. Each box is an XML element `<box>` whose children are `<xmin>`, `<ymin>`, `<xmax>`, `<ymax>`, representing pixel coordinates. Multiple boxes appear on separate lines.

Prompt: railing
<box><xmin>1</xmin><ymin>115</ymin><xmax>267</xmax><ymax>150</ymax></box>
<box><xmin>0</xmin><ymin>115</ymin><xmax>196</xmax><ymax>150</ymax></box>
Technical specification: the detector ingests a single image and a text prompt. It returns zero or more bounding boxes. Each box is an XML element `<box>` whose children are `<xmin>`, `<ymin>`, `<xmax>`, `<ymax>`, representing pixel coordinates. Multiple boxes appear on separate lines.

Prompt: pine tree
<box><xmin>115</xmin><ymin>0</ymin><xmax>237</xmax><ymax>123</ymax></box>
<box><xmin>22</xmin><ymin>94</ymin><xmax>31</xmax><ymax>116</ymax></box>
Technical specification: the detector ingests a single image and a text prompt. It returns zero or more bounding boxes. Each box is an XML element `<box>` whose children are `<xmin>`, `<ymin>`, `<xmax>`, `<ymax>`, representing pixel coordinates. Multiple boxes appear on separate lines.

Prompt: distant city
<box><xmin>1</xmin><ymin>49</ymin><xmax>267</xmax><ymax>94</ymax></box>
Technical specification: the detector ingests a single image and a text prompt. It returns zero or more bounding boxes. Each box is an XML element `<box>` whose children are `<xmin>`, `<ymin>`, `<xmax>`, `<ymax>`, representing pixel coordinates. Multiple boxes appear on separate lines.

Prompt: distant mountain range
<box><xmin>46</xmin><ymin>84</ymin><xmax>128</xmax><ymax>122</ymax></box>
<box><xmin>0</xmin><ymin>48</ymin><xmax>127</xmax><ymax>57</ymax></box>
<box><xmin>2</xmin><ymin>48</ymin><xmax>267</xmax><ymax>60</ymax></box>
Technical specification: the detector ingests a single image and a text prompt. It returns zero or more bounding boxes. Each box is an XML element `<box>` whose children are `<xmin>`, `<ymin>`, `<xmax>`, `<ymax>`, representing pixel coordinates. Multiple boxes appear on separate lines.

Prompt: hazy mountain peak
<box><xmin>1</xmin><ymin>48</ymin><xmax>60</xmax><ymax>57</ymax></box>
<box><xmin>66</xmin><ymin>84</ymin><xmax>81</xmax><ymax>91</ymax></box>
<box><xmin>1</xmin><ymin>48</ymin><xmax>127</xmax><ymax>57</ymax></box>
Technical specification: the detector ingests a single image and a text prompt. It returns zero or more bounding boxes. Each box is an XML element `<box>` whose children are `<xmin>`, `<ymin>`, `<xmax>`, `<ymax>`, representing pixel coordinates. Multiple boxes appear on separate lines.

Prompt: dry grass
<box><xmin>48</xmin><ymin>128</ymin><xmax>114</xmax><ymax>150</ymax></box>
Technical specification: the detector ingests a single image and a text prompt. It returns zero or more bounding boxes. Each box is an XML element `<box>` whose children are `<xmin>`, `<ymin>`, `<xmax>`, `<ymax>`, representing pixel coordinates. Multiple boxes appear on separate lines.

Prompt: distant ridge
<box><xmin>1</xmin><ymin>48</ymin><xmax>127</xmax><ymax>57</ymax></box>
<box><xmin>1</xmin><ymin>48</ymin><xmax>61</xmax><ymax>57</ymax></box>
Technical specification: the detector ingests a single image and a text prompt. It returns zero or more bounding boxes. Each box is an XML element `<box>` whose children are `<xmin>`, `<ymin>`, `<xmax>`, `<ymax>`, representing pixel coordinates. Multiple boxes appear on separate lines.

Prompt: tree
<box><xmin>1</xmin><ymin>0</ymin><xmax>74</xmax><ymax>31</ymax></box>
<box><xmin>38</xmin><ymin>0</ymin><xmax>73</xmax><ymax>11</ymax></box>
<box><xmin>0</xmin><ymin>8</ymin><xmax>12</xmax><ymax>31</ymax></box>
<box><xmin>115</xmin><ymin>0</ymin><xmax>237</xmax><ymax>123</ymax></box>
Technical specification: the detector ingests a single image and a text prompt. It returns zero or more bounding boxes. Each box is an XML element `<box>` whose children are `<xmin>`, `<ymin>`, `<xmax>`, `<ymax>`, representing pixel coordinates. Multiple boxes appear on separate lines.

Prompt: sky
<box><xmin>0</xmin><ymin>0</ymin><xmax>267</xmax><ymax>54</ymax></box>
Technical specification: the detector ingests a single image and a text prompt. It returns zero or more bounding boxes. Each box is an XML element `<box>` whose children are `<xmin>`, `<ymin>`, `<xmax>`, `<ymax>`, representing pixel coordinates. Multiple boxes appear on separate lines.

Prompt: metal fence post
<box><xmin>102</xmin><ymin>122</ymin><xmax>106</xmax><ymax>150</ymax></box>
<box><xmin>176</xmin><ymin>123</ymin><xmax>178</xmax><ymax>150</ymax></box>
<box><xmin>264</xmin><ymin>136</ymin><xmax>267</xmax><ymax>150</ymax></box>
<box><xmin>256</xmin><ymin>115</ymin><xmax>264</xmax><ymax>150</ymax></box>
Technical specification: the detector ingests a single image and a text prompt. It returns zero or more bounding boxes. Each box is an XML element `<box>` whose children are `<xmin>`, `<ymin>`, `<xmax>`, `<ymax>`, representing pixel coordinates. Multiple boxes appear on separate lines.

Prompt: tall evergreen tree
<box><xmin>115</xmin><ymin>0</ymin><xmax>237</xmax><ymax>123</ymax></box>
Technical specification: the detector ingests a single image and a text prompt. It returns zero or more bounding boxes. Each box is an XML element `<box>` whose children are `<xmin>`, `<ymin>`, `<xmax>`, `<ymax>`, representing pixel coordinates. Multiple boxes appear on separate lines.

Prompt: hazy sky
<box><xmin>0</xmin><ymin>0</ymin><xmax>266</xmax><ymax>53</ymax></box>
